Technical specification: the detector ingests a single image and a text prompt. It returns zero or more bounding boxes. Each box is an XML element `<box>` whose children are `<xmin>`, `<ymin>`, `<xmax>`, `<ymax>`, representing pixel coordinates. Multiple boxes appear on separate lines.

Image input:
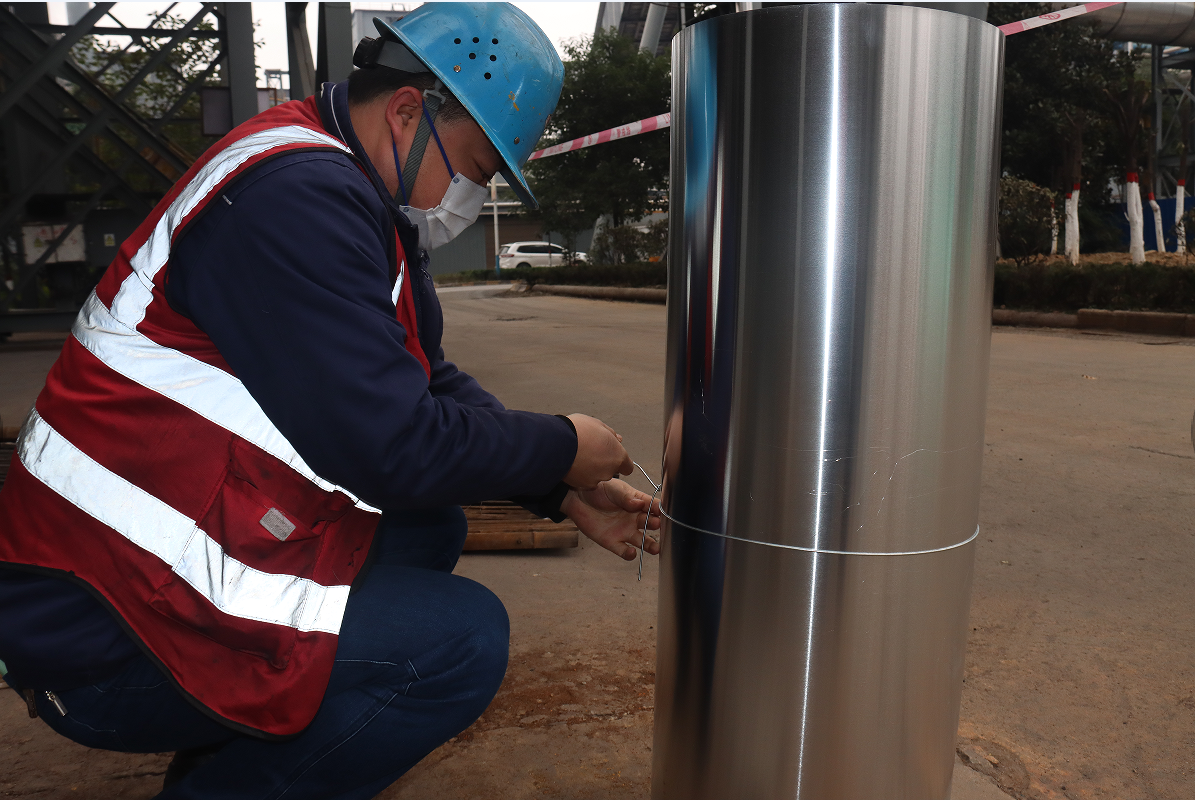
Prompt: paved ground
<box><xmin>1</xmin><ymin>287</ymin><xmax>1191</xmax><ymax>799</ymax></box>
<box><xmin>0</xmin><ymin>333</ymin><xmax>67</xmax><ymax>437</ymax></box>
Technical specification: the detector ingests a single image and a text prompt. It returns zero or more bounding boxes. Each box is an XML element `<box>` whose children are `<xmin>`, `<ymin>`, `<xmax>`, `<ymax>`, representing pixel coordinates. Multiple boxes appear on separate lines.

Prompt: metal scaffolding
<box><xmin>0</xmin><ymin>1</ymin><xmax>354</xmax><ymax>334</ymax></box>
<box><xmin>1154</xmin><ymin>46</ymin><xmax>1195</xmax><ymax>200</ymax></box>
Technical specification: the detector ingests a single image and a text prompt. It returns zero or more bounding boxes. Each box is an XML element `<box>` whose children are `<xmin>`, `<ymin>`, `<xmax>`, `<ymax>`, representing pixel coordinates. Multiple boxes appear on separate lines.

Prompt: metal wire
<box><xmin>633</xmin><ymin>461</ymin><xmax>662</xmax><ymax>581</ymax></box>
<box><xmin>628</xmin><ymin>462</ymin><xmax>977</xmax><ymax>559</ymax></box>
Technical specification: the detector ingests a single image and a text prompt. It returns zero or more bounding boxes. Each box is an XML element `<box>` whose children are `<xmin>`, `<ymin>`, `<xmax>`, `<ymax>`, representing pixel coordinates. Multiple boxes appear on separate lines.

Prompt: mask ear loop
<box><xmin>399</xmin><ymin>82</ymin><xmax>447</xmax><ymax>198</ymax></box>
<box><xmin>423</xmin><ymin>105</ymin><xmax>455</xmax><ymax>179</ymax></box>
<box><xmin>391</xmin><ymin>138</ymin><xmax>409</xmax><ymax>205</ymax></box>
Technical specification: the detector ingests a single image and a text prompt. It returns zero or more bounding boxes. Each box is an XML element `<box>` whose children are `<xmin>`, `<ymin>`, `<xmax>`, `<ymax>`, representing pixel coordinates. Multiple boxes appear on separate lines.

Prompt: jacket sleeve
<box><xmin>427</xmin><ymin>348</ymin><xmax>505</xmax><ymax>410</ymax></box>
<box><xmin>166</xmin><ymin>152</ymin><xmax>577</xmax><ymax>510</ymax></box>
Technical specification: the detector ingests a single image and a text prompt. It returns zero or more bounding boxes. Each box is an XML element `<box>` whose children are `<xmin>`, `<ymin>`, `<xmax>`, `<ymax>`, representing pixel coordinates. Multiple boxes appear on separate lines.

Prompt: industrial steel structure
<box><xmin>0</xmin><ymin>2</ymin><xmax>354</xmax><ymax>334</ymax></box>
<box><xmin>1082</xmin><ymin>3</ymin><xmax>1195</xmax><ymax>208</ymax></box>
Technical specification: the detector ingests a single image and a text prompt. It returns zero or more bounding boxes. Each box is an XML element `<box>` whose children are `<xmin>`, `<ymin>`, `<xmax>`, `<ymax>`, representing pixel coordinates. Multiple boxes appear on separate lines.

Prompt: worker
<box><xmin>0</xmin><ymin>4</ymin><xmax>661</xmax><ymax>797</ymax></box>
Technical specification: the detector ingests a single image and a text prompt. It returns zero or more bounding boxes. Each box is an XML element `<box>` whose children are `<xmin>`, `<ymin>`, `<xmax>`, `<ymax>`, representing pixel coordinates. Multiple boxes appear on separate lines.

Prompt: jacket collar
<box><xmin>317</xmin><ymin>81</ymin><xmax>422</xmax><ymax>259</ymax></box>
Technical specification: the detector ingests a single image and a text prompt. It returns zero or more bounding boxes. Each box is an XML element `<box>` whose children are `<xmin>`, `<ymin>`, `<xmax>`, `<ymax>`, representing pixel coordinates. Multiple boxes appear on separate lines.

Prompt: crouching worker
<box><xmin>0</xmin><ymin>4</ymin><xmax>661</xmax><ymax>797</ymax></box>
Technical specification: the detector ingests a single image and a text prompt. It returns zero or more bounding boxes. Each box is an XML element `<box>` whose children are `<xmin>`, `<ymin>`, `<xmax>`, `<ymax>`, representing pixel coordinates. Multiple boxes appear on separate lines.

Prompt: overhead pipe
<box><xmin>1073</xmin><ymin>2</ymin><xmax>1195</xmax><ymax>47</ymax></box>
<box><xmin>640</xmin><ymin>3</ymin><xmax>668</xmax><ymax>55</ymax></box>
<box><xmin>653</xmin><ymin>5</ymin><xmax>1003</xmax><ymax>799</ymax></box>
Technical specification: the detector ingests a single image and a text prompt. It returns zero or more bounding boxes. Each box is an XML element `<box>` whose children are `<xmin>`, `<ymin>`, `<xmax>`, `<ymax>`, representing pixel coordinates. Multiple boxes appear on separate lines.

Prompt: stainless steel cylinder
<box><xmin>653</xmin><ymin>5</ymin><xmax>1003</xmax><ymax>800</ymax></box>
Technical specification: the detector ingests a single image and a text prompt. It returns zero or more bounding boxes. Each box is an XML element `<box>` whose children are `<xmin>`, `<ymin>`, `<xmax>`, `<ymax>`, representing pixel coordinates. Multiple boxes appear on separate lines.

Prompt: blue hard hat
<box><xmin>374</xmin><ymin>3</ymin><xmax>564</xmax><ymax>209</ymax></box>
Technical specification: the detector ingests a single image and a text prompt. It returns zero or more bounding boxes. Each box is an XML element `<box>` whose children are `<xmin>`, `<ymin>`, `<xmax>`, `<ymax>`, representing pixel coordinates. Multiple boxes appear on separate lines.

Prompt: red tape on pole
<box><xmin>528</xmin><ymin>3</ymin><xmax>1123</xmax><ymax>161</ymax></box>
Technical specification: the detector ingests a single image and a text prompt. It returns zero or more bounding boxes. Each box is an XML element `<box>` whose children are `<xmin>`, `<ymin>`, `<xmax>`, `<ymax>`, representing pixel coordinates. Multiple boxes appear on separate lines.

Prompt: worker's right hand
<box><xmin>564</xmin><ymin>413</ymin><xmax>633</xmax><ymax>489</ymax></box>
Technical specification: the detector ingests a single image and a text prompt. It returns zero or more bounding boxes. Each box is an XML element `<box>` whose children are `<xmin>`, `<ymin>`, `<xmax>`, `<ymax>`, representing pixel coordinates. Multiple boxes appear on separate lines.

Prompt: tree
<box><xmin>1177</xmin><ymin>98</ymin><xmax>1190</xmax><ymax>254</ymax></box>
<box><xmin>523</xmin><ymin>28</ymin><xmax>671</xmax><ymax>252</ymax></box>
<box><xmin>1102</xmin><ymin>49</ymin><xmax>1151</xmax><ymax>262</ymax></box>
<box><xmin>988</xmin><ymin>4</ymin><xmax>1124</xmax><ymax>258</ymax></box>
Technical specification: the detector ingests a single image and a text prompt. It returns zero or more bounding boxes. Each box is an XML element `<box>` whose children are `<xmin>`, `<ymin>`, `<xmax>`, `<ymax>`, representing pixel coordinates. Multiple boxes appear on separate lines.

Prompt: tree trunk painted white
<box><xmin>1127</xmin><ymin>175</ymin><xmax>1145</xmax><ymax>264</ymax></box>
<box><xmin>1050</xmin><ymin>198</ymin><xmax>1058</xmax><ymax>255</ymax></box>
<box><xmin>1176</xmin><ymin>180</ymin><xmax>1186</xmax><ymax>255</ymax></box>
<box><xmin>1063</xmin><ymin>193</ymin><xmax>1071</xmax><ymax>257</ymax></box>
<box><xmin>1065</xmin><ymin>186</ymin><xmax>1081</xmax><ymax>264</ymax></box>
<box><xmin>1149</xmin><ymin>193</ymin><xmax>1165</xmax><ymax>253</ymax></box>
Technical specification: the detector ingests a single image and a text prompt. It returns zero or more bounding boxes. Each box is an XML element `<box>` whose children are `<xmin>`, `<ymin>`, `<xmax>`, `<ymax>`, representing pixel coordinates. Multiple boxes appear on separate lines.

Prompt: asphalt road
<box><xmin>0</xmin><ymin>288</ymin><xmax>1190</xmax><ymax>800</ymax></box>
<box><xmin>407</xmin><ymin>289</ymin><xmax>1195</xmax><ymax>800</ymax></box>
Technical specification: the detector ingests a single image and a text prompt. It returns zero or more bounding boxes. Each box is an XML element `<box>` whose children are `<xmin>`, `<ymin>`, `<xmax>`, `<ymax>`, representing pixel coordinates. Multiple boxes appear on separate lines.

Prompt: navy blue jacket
<box><xmin>0</xmin><ymin>82</ymin><xmax>576</xmax><ymax>688</ymax></box>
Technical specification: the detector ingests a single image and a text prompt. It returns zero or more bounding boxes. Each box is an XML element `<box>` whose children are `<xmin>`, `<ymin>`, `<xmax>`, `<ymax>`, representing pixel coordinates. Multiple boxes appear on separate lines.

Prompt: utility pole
<box><xmin>491</xmin><ymin>179</ymin><xmax>501</xmax><ymax>276</ymax></box>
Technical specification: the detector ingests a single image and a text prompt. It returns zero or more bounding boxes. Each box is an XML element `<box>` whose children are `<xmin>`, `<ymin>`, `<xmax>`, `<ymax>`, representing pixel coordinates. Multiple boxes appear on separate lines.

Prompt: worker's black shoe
<box><xmin>162</xmin><ymin>742</ymin><xmax>226</xmax><ymax>789</ymax></box>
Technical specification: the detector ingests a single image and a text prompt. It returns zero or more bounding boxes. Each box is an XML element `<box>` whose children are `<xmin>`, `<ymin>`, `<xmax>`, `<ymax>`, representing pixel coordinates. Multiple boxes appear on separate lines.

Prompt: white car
<box><xmin>498</xmin><ymin>241</ymin><xmax>587</xmax><ymax>269</ymax></box>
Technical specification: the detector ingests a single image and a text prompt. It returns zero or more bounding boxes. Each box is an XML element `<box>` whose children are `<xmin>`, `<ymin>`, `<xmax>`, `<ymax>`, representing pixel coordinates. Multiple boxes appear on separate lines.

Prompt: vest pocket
<box><xmin>147</xmin><ymin>439</ymin><xmax>337</xmax><ymax>670</ymax></box>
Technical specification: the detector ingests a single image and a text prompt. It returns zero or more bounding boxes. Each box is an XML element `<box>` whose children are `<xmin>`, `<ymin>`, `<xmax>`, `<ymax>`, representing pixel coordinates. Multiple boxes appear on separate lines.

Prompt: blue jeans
<box><xmin>17</xmin><ymin>507</ymin><xmax>508</xmax><ymax>799</ymax></box>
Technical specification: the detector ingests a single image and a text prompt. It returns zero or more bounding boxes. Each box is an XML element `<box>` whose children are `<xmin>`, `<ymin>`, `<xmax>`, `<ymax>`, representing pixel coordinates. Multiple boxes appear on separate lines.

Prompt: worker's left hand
<box><xmin>560</xmin><ymin>479</ymin><xmax>662</xmax><ymax>561</ymax></box>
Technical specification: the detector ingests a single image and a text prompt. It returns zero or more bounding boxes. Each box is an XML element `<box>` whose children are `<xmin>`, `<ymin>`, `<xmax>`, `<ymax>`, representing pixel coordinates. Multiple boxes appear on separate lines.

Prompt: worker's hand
<box><xmin>564</xmin><ymin>414</ymin><xmax>633</xmax><ymax>489</ymax></box>
<box><xmin>561</xmin><ymin>478</ymin><xmax>662</xmax><ymax>561</ymax></box>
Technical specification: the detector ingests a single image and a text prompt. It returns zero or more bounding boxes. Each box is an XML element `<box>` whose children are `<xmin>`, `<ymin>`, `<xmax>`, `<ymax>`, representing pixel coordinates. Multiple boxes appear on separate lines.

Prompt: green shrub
<box><xmin>998</xmin><ymin>176</ymin><xmax>1056</xmax><ymax>266</ymax></box>
<box><xmin>438</xmin><ymin>261</ymin><xmax>667</xmax><ymax>288</ymax></box>
<box><xmin>590</xmin><ymin>219</ymin><xmax>669</xmax><ymax>266</ymax></box>
<box><xmin>994</xmin><ymin>260</ymin><xmax>1195</xmax><ymax>312</ymax></box>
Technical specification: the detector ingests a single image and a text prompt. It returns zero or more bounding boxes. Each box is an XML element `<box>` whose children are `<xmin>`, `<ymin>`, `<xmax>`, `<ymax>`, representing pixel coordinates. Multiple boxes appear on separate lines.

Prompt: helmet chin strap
<box><xmin>397</xmin><ymin>81</ymin><xmax>449</xmax><ymax>204</ymax></box>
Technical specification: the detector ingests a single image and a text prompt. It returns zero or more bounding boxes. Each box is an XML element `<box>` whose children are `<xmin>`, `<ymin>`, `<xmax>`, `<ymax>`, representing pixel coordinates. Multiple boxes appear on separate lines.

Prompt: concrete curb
<box><xmin>992</xmin><ymin>309</ymin><xmax>1078</xmax><ymax>329</ymax></box>
<box><xmin>526</xmin><ymin>286</ymin><xmax>1195</xmax><ymax>337</ymax></box>
<box><xmin>995</xmin><ymin>308</ymin><xmax>1195</xmax><ymax>336</ymax></box>
<box><xmin>529</xmin><ymin>284</ymin><xmax>666</xmax><ymax>303</ymax></box>
<box><xmin>1075</xmin><ymin>308</ymin><xmax>1195</xmax><ymax>336</ymax></box>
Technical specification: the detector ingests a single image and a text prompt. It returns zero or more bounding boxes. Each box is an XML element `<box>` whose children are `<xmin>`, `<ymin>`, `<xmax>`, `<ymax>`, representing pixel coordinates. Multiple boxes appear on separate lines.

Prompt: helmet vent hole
<box><xmin>454</xmin><ymin>38</ymin><xmax>461</xmax><ymax>44</ymax></box>
<box><xmin>473</xmin><ymin>36</ymin><xmax>480</xmax><ymax>43</ymax></box>
<box><xmin>484</xmin><ymin>72</ymin><xmax>491</xmax><ymax>80</ymax></box>
<box><xmin>470</xmin><ymin>52</ymin><xmax>476</xmax><ymax>59</ymax></box>
<box><xmin>490</xmin><ymin>54</ymin><xmax>497</xmax><ymax>61</ymax></box>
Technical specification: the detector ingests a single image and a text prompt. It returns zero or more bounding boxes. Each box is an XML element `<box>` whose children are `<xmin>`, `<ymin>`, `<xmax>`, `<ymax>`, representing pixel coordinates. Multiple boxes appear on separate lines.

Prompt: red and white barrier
<box><xmin>527</xmin><ymin>113</ymin><xmax>671</xmax><ymax>161</ymax></box>
<box><xmin>528</xmin><ymin>3</ymin><xmax>1124</xmax><ymax>162</ymax></box>
<box><xmin>996</xmin><ymin>2</ymin><xmax>1120</xmax><ymax>36</ymax></box>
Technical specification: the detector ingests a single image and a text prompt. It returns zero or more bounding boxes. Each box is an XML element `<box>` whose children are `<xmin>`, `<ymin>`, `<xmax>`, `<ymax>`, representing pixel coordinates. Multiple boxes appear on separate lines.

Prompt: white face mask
<box><xmin>401</xmin><ymin>174</ymin><xmax>488</xmax><ymax>251</ymax></box>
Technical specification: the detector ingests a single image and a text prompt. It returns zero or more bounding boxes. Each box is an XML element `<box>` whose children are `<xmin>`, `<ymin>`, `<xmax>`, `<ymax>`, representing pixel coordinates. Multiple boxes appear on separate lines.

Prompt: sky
<box><xmin>48</xmin><ymin>2</ymin><xmax>602</xmax><ymax>86</ymax></box>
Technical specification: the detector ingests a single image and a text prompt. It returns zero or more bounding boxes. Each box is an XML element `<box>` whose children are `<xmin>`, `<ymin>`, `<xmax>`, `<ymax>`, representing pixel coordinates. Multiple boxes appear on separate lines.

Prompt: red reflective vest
<box><xmin>0</xmin><ymin>96</ymin><xmax>427</xmax><ymax>737</ymax></box>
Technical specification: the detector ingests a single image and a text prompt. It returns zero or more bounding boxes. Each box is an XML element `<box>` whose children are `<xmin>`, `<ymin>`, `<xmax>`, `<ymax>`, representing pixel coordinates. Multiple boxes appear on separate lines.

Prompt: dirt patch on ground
<box><xmin>457</xmin><ymin>648</ymin><xmax>655</xmax><ymax>738</ymax></box>
<box><xmin>958</xmin><ymin>737</ymin><xmax>1031</xmax><ymax>797</ymax></box>
<box><xmin>382</xmin><ymin>646</ymin><xmax>660</xmax><ymax>800</ymax></box>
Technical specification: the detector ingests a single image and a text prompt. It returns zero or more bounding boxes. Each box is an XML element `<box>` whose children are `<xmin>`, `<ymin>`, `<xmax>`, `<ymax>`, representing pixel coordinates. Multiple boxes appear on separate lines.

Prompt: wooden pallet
<box><xmin>462</xmin><ymin>500</ymin><xmax>579</xmax><ymax>551</ymax></box>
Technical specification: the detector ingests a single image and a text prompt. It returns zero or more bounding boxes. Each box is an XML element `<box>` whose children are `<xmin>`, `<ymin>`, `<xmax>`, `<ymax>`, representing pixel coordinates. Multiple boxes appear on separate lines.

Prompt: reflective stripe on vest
<box><xmin>22</xmin><ymin>124</ymin><xmax>374</xmax><ymax>640</ymax></box>
<box><xmin>18</xmin><ymin>409</ymin><xmax>350</xmax><ymax>634</ymax></box>
<box><xmin>87</xmin><ymin>125</ymin><xmax>379</xmax><ymax>514</ymax></box>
